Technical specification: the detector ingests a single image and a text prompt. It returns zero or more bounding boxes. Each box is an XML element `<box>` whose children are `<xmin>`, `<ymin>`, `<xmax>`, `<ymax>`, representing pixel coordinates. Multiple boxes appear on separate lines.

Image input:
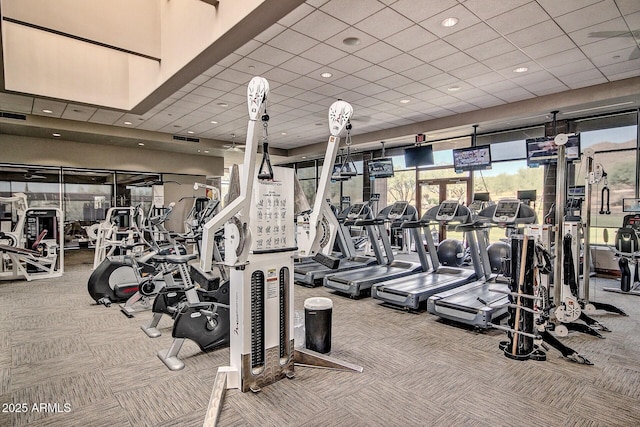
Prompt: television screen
<box><xmin>452</xmin><ymin>145</ymin><xmax>492</xmax><ymax>173</ymax></box>
<box><xmin>404</xmin><ymin>145</ymin><xmax>434</xmax><ymax>167</ymax></box>
<box><xmin>473</xmin><ymin>192</ymin><xmax>490</xmax><ymax>202</ymax></box>
<box><xmin>526</xmin><ymin>134</ymin><xmax>580</xmax><ymax>167</ymax></box>
<box><xmin>623</xmin><ymin>198</ymin><xmax>640</xmax><ymax>213</ymax></box>
<box><xmin>517</xmin><ymin>190</ymin><xmax>536</xmax><ymax>203</ymax></box>
<box><xmin>368</xmin><ymin>158</ymin><xmax>394</xmax><ymax>179</ymax></box>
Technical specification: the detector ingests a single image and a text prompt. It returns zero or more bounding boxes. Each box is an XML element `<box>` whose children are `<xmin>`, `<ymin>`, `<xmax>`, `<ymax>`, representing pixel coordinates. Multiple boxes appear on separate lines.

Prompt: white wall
<box><xmin>0</xmin><ymin>135</ymin><xmax>224</xmax><ymax>177</ymax></box>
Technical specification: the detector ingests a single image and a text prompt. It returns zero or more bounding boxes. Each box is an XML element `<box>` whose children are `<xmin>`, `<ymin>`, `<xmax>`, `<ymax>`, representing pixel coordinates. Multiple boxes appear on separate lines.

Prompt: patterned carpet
<box><xmin>0</xmin><ymin>249</ymin><xmax>639</xmax><ymax>426</ymax></box>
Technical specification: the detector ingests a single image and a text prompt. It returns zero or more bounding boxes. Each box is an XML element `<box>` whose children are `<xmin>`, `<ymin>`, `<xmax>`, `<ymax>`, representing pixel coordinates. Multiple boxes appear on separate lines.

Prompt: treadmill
<box><xmin>294</xmin><ymin>202</ymin><xmax>379</xmax><ymax>286</ymax></box>
<box><xmin>371</xmin><ymin>201</ymin><xmax>481</xmax><ymax>310</ymax></box>
<box><xmin>426</xmin><ymin>199</ymin><xmax>537</xmax><ymax>328</ymax></box>
<box><xmin>324</xmin><ymin>201</ymin><xmax>426</xmax><ymax>298</ymax></box>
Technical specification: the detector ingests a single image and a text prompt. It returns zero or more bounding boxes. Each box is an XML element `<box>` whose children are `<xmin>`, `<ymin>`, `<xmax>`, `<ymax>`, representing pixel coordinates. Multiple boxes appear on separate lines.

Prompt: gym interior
<box><xmin>1</xmin><ymin>1</ymin><xmax>640</xmax><ymax>426</ymax></box>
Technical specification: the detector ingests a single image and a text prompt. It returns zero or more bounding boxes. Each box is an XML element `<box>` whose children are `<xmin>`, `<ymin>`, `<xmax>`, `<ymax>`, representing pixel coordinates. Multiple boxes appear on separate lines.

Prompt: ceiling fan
<box><xmin>588</xmin><ymin>29</ymin><xmax>640</xmax><ymax>60</ymax></box>
<box><xmin>223</xmin><ymin>133</ymin><xmax>244</xmax><ymax>151</ymax></box>
<box><xmin>23</xmin><ymin>169</ymin><xmax>46</xmax><ymax>180</ymax></box>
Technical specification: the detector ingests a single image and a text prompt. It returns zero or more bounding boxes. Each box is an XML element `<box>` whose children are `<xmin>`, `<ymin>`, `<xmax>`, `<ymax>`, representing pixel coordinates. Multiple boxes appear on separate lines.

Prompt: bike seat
<box><xmin>163</xmin><ymin>253</ymin><xmax>198</xmax><ymax>264</ymax></box>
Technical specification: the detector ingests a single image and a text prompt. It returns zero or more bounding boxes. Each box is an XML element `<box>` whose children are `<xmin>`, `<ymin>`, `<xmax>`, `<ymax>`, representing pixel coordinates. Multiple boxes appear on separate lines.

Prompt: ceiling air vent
<box><xmin>173</xmin><ymin>135</ymin><xmax>200</xmax><ymax>143</ymax></box>
<box><xmin>0</xmin><ymin>112</ymin><xmax>27</xmax><ymax>120</ymax></box>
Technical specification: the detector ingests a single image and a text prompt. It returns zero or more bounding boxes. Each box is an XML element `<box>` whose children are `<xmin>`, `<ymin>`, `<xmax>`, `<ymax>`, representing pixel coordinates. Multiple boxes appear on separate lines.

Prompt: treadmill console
<box><xmin>492</xmin><ymin>199</ymin><xmax>521</xmax><ymax>224</ymax></box>
<box><xmin>623</xmin><ymin>214</ymin><xmax>640</xmax><ymax>230</ymax></box>
<box><xmin>388</xmin><ymin>201</ymin><xmax>408</xmax><ymax>220</ymax></box>
<box><xmin>435</xmin><ymin>201</ymin><xmax>459</xmax><ymax>222</ymax></box>
<box><xmin>347</xmin><ymin>203</ymin><xmax>365</xmax><ymax>219</ymax></box>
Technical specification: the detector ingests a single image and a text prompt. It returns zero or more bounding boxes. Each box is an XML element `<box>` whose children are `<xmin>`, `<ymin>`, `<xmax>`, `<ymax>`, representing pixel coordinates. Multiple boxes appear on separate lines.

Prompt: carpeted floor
<box><xmin>0</xmin><ymin>249</ymin><xmax>639</xmax><ymax>426</ymax></box>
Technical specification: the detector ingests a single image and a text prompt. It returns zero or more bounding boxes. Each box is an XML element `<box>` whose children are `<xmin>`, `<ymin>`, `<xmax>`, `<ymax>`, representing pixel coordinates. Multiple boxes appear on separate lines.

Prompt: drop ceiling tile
<box><xmin>292</xmin><ymin>10</ymin><xmax>350</xmax><ymax>41</ymax></box>
<box><xmin>599</xmin><ymin>57</ymin><xmax>640</xmax><ymax>77</ymax></box>
<box><xmin>268</xmin><ymin>29</ymin><xmax>318</xmax><ymax>55</ymax></box>
<box><xmin>352</xmin><ymin>95</ymin><xmax>385</xmax><ymax>108</ymax></box>
<box><xmin>391</xmin><ymin>0</ymin><xmax>458</xmax><ymax>23</ymax></box>
<box><xmin>487</xmin><ymin>3</ymin><xmax>550</xmax><ymax>35</ymax></box>
<box><xmin>377</xmin><ymin>73</ymin><xmax>414</xmax><ymax>89</ymax></box>
<box><xmin>400</xmin><ymin>63</ymin><xmax>441</xmax><ymax>81</ymax></box>
<box><xmin>431</xmin><ymin>52</ymin><xmax>476</xmax><ymax>72</ymax></box>
<box><xmin>278</xmin><ymin>3</ymin><xmax>315</xmax><ymax>27</ymax></box>
<box><xmin>379</xmin><ymin>53</ymin><xmax>424</xmax><ymax>73</ymax></box>
<box><xmin>261</xmin><ymin>67</ymin><xmax>301</xmax><ymax>84</ymax></box>
<box><xmin>420</xmin><ymin>72</ymin><xmax>459</xmax><ymax>88</ymax></box>
<box><xmin>320</xmin><ymin>0</ymin><xmax>386</xmax><ymax>25</ymax></box>
<box><xmin>339</xmin><ymin>90</ymin><xmax>368</xmax><ymax>103</ymax></box>
<box><xmin>568</xmin><ymin>17</ymin><xmax>629</xmax><ymax>47</ymax></box>
<box><xmin>188</xmin><ymin>74</ymin><xmax>211</xmax><ymax>86</ymax></box>
<box><xmin>504</xmin><ymin>19</ymin><xmax>565</xmax><ymax>49</ymax></box>
<box><xmin>331</xmin><ymin>74</ymin><xmax>370</xmax><ymax>90</ymax></box>
<box><xmin>493</xmin><ymin>87</ymin><xmax>535</xmax><ymax>102</ymax></box>
<box><xmin>598</xmin><ymin>68</ymin><xmax>640</xmax><ymax>81</ymax></box>
<box><xmin>372</xmin><ymin>89</ymin><xmax>407</xmax><ymax>102</ymax></box>
<box><xmin>234</xmin><ymin>40</ymin><xmax>261</xmax><ymax>57</ymax></box>
<box><xmin>247</xmin><ymin>44</ymin><xmax>295</xmax><ymax>67</ymax></box>
<box><xmin>313</xmin><ymin>84</ymin><xmax>349</xmax><ymax>97</ymax></box>
<box><xmin>181</xmin><ymin>93</ymin><xmax>217</xmax><ymax>106</ymax></box>
<box><xmin>384</xmin><ymin>25</ymin><xmax>438</xmax><ymax>51</ymax></box>
<box><xmin>465</xmin><ymin>37</ymin><xmax>516</xmax><ymax>61</ymax></box>
<box><xmin>0</xmin><ymin>92</ymin><xmax>33</xmax><ymax>113</ymax></box>
<box><xmin>565</xmin><ymin>76</ymin><xmax>609</xmax><ymax>89</ymax></box>
<box><xmin>354</xmin><ymin>7</ymin><xmax>414</xmax><ymax>39</ymax></box>
<box><xmin>419</xmin><ymin>4</ymin><xmax>482</xmax><ymax>38</ymax></box>
<box><xmin>523</xmin><ymin>77</ymin><xmax>567</xmax><ymax>95</ymax></box>
<box><xmin>579</xmin><ymin>35</ymin><xmax>638</xmax><ymax>58</ymax></box>
<box><xmin>411</xmin><ymin>88</ymin><xmax>449</xmax><ymax>102</ymax></box>
<box><xmin>215</xmin><ymin>70</ymin><xmax>254</xmax><ymax>89</ymax></box>
<box><xmin>229</xmin><ymin>58</ymin><xmax>273</xmax><ymax>76</ymax></box>
<box><xmin>465</xmin><ymin>94</ymin><xmax>506</xmax><ymax>108</ymax></box>
<box><xmin>274</xmin><ymin>85</ymin><xmax>307</xmax><ymax>98</ymax></box>
<box><xmin>58</xmin><ymin>105</ymin><xmax>95</xmax><ymax>121</ymax></box>
<box><xmin>462</xmin><ymin>0</ymin><xmax>530</xmax><ymax>20</ymax></box>
<box><xmin>483</xmin><ymin>49</ymin><xmax>530</xmax><ymax>70</ymax></box>
<box><xmin>394</xmin><ymin>81</ymin><xmax>431</xmax><ymax>96</ymax></box>
<box><xmin>558</xmin><ymin>68</ymin><xmax>606</xmax><ymax>86</ymax></box>
<box><xmin>355</xmin><ymin>83</ymin><xmax>387</xmax><ymax>96</ymax></box>
<box><xmin>444</xmin><ymin>23</ymin><xmax>500</xmax><ymax>51</ymax></box>
<box><xmin>300</xmin><ymin>43</ymin><xmax>348</xmax><ymax>64</ymax></box>
<box><xmin>280</xmin><ymin>56</ymin><xmax>323</xmax><ymax>75</ymax></box>
<box><xmin>279</xmin><ymin>98</ymin><xmax>308</xmax><ymax>109</ymax></box>
<box><xmin>136</xmin><ymin>118</ymin><xmax>173</xmax><ymax>131</ymax></box>
<box><xmin>288</xmin><ymin>76</ymin><xmax>326</xmax><ymax>91</ymax></box>
<box><xmin>480</xmin><ymin>79</ymin><xmax>520</xmax><ymax>93</ymax></box>
<box><xmin>521</xmin><ymin>35</ymin><xmax>577</xmax><ymax>59</ymax></box>
<box><xmin>327</xmin><ymin>55</ymin><xmax>373</xmax><ymax>75</ymax></box>
<box><xmin>536</xmin><ymin>0</ymin><xmax>602</xmax><ymax>18</ymax></box>
<box><xmin>590</xmin><ymin>46</ymin><xmax>638</xmax><ymax>67</ymax></box>
<box><xmin>410</xmin><ymin>39</ymin><xmax>459</xmax><ymax>63</ymax></box>
<box><xmin>354</xmin><ymin>41</ymin><xmax>403</xmax><ymax>64</ymax></box>
<box><xmin>537</xmin><ymin>48</ymin><xmax>588</xmax><ymax>69</ymax></box>
<box><xmin>555</xmin><ymin>0</ymin><xmax>622</xmax><ymax>33</ymax></box>
<box><xmin>202</xmin><ymin>64</ymin><xmax>224</xmax><ymax>78</ymax></box>
<box><xmin>88</xmin><ymin>109</ymin><xmax>125</xmax><ymax>125</ymax></box>
<box><xmin>324</xmin><ymin>28</ymin><xmax>379</xmax><ymax>53</ymax></box>
<box><xmin>217</xmin><ymin>53</ymin><xmax>242</xmax><ymax>68</ymax></box>
<box><xmin>32</xmin><ymin>99</ymin><xmax>67</xmax><ymax>118</ymax></box>
<box><xmin>191</xmin><ymin>86</ymin><xmax>226</xmax><ymax>99</ymax></box>
<box><xmin>617</xmin><ymin>0</ymin><xmax>640</xmax><ymax>14</ymax></box>
<box><xmin>449</xmin><ymin>62</ymin><xmax>492</xmax><ymax>80</ymax></box>
<box><xmin>350</xmin><ymin>65</ymin><xmax>393</xmax><ymax>83</ymax></box>
<box><xmin>295</xmin><ymin>91</ymin><xmax>330</xmax><ymax>103</ymax></box>
<box><xmin>625</xmin><ymin>10</ymin><xmax>640</xmax><ymax>28</ymax></box>
<box><xmin>465</xmin><ymin>71</ymin><xmax>506</xmax><ymax>87</ymax></box>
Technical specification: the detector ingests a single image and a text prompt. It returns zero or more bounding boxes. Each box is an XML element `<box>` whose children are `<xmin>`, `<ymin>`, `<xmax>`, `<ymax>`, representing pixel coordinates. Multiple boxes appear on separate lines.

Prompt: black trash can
<box><xmin>304</xmin><ymin>297</ymin><xmax>332</xmax><ymax>354</ymax></box>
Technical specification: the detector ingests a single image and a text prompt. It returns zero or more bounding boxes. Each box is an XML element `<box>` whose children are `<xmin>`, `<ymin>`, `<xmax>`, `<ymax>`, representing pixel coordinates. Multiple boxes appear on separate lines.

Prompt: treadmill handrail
<box><xmin>354</xmin><ymin>218</ymin><xmax>385</xmax><ymax>226</ymax></box>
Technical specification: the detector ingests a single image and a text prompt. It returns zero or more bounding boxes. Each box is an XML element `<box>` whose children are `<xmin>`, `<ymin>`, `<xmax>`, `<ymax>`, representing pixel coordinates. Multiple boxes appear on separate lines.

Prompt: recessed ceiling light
<box><xmin>217</xmin><ymin>102</ymin><xmax>228</xmax><ymax>107</ymax></box>
<box><xmin>52</xmin><ymin>133</ymin><xmax>61</xmax><ymax>137</ymax></box>
<box><xmin>513</xmin><ymin>67</ymin><xmax>528</xmax><ymax>73</ymax></box>
<box><xmin>248</xmin><ymin>65</ymin><xmax>255</xmax><ymax>70</ymax></box>
<box><xmin>204</xmin><ymin>150</ymin><xmax>209</xmax><ymax>153</ymax></box>
<box><xmin>447</xmin><ymin>86</ymin><xmax>461</xmax><ymax>92</ymax></box>
<box><xmin>321</xmin><ymin>72</ymin><xmax>333</xmax><ymax>78</ymax></box>
<box><xmin>123</xmin><ymin>121</ymin><xmax>132</xmax><ymax>125</ymax></box>
<box><xmin>343</xmin><ymin>37</ymin><xmax>361</xmax><ymax>46</ymax></box>
<box><xmin>187</xmin><ymin>130</ymin><xmax>195</xmax><ymax>134</ymax></box>
<box><xmin>42</xmin><ymin>109</ymin><xmax>53</xmax><ymax>114</ymax></box>
<box><xmin>198</xmin><ymin>150</ymin><xmax>201</xmax><ymax>153</ymax></box>
<box><xmin>400</xmin><ymin>99</ymin><xmax>410</xmax><ymax>104</ymax></box>
<box><xmin>281</xmin><ymin>132</ymin><xmax>287</xmax><ymax>135</ymax></box>
<box><xmin>210</xmin><ymin>120</ymin><xmax>218</xmax><ymax>124</ymax></box>
<box><xmin>302</xmin><ymin>156</ymin><xmax>307</xmax><ymax>159</ymax></box>
<box><xmin>138</xmin><ymin>142</ymin><xmax>145</xmax><ymax>146</ymax></box>
<box><xmin>441</xmin><ymin>17</ymin><xmax>459</xmax><ymax>27</ymax></box>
